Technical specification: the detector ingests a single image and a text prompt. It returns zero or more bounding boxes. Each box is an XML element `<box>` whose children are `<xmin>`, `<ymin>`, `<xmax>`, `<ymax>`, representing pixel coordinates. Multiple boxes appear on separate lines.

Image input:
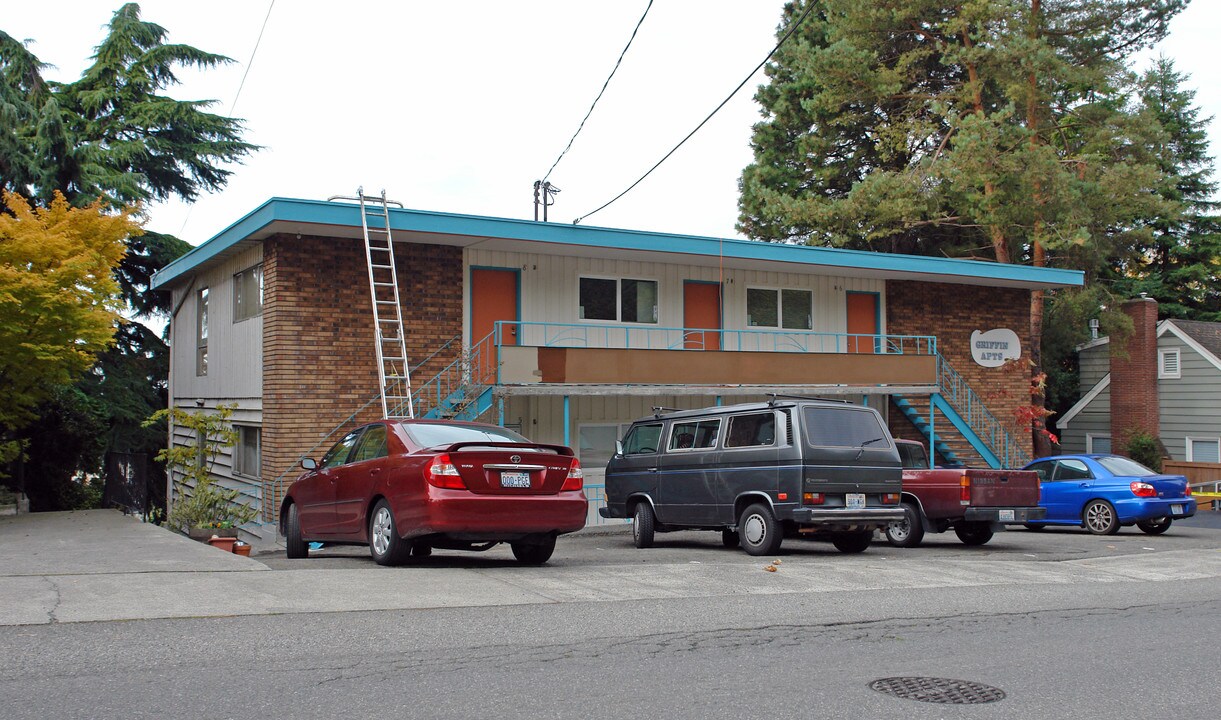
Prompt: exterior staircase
<box><xmin>412</xmin><ymin>330</ymin><xmax>498</xmax><ymax>422</ymax></box>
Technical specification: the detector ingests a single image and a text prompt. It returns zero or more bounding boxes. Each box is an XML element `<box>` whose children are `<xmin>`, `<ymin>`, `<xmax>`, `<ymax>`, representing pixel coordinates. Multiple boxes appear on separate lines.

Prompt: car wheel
<box><xmin>1083</xmin><ymin>500</ymin><xmax>1120</xmax><ymax>535</ymax></box>
<box><xmin>738</xmin><ymin>503</ymin><xmax>782</xmax><ymax>556</ymax></box>
<box><xmin>1024</xmin><ymin>523</ymin><xmax>1046</xmax><ymax>531</ymax></box>
<box><xmin>954</xmin><ymin>521</ymin><xmax>994</xmax><ymax>546</ymax></box>
<box><xmin>831</xmin><ymin>531</ymin><xmax>873</xmax><ymax>554</ymax></box>
<box><xmin>632</xmin><ymin>502</ymin><xmax>656</xmax><ymax>549</ymax></box>
<box><xmin>285</xmin><ymin>503</ymin><xmax>308</xmax><ymax>559</ymax></box>
<box><xmin>884</xmin><ymin>502</ymin><xmax>925</xmax><ymax>548</ymax></box>
<box><xmin>721</xmin><ymin>529</ymin><xmax>740</xmax><ymax>548</ymax></box>
<box><xmin>1137</xmin><ymin>517</ymin><xmax>1172</xmax><ymax>535</ymax></box>
<box><xmin>369</xmin><ymin>499</ymin><xmax>410</xmax><ymax>566</ymax></box>
<box><xmin>511</xmin><ymin>535</ymin><xmax>556</xmax><ymax>565</ymax></box>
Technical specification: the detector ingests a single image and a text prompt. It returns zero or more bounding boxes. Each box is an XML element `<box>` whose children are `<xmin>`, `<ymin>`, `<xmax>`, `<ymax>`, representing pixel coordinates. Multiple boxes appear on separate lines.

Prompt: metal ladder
<box><xmin>353</xmin><ymin>188</ymin><xmax>414</xmax><ymax>418</ymax></box>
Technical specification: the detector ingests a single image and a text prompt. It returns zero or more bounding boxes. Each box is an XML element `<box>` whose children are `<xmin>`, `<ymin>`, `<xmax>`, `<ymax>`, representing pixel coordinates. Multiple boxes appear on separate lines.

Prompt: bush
<box><xmin>1126</xmin><ymin>431</ymin><xmax>1163</xmax><ymax>472</ymax></box>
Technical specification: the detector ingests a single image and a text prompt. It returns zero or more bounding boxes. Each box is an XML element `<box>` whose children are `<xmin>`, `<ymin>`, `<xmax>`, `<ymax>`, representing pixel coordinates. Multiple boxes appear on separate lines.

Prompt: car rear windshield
<box><xmin>1096</xmin><ymin>456</ymin><xmax>1155</xmax><ymax>477</ymax></box>
<box><xmin>802</xmin><ymin>406</ymin><xmax>888</xmax><ymax>448</ymax></box>
<box><xmin>403</xmin><ymin>423</ymin><xmax>533</xmax><ymax>449</ymax></box>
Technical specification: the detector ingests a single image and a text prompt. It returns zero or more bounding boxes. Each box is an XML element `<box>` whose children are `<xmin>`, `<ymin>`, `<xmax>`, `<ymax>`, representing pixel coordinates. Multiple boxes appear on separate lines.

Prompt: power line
<box><xmin>572</xmin><ymin>1</ymin><xmax>817</xmax><ymax>226</ymax></box>
<box><xmin>541</xmin><ymin>0</ymin><xmax>654</xmax><ymax>183</ymax></box>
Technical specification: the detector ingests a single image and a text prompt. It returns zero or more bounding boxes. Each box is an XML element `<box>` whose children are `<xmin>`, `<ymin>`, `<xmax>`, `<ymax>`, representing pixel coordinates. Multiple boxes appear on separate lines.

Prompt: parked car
<box><xmin>884</xmin><ymin>439</ymin><xmax>1045</xmax><ymax>547</ymax></box>
<box><xmin>600</xmin><ymin>398</ymin><xmax>904</xmax><ymax>556</ymax></box>
<box><xmin>1021</xmin><ymin>454</ymin><xmax>1196</xmax><ymax>535</ymax></box>
<box><xmin>279</xmin><ymin>420</ymin><xmax>587</xmax><ymax>565</ymax></box>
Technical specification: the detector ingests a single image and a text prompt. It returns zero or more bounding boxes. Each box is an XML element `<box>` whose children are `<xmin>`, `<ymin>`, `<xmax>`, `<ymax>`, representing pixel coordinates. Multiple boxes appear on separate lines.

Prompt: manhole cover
<box><xmin>869</xmin><ymin>676</ymin><xmax>1006</xmax><ymax>705</ymax></box>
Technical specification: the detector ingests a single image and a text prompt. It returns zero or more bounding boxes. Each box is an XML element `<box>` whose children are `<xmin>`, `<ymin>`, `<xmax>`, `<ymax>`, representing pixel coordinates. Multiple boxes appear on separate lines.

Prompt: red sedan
<box><xmin>279</xmin><ymin>420</ymin><xmax>587</xmax><ymax>565</ymax></box>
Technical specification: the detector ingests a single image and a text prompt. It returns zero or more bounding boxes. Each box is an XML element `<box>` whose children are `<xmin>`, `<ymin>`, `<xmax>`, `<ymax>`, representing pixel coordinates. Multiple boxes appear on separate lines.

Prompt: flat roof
<box><xmin>151</xmin><ymin>197</ymin><xmax>1084</xmax><ymax>291</ymax></box>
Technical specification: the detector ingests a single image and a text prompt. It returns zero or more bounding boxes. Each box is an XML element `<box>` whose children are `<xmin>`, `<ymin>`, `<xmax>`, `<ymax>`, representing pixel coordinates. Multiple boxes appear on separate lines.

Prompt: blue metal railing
<box><xmin>412</xmin><ymin>330</ymin><xmax>498</xmax><ymax>418</ymax></box>
<box><xmin>936</xmin><ymin>356</ymin><xmax>1032</xmax><ymax>468</ymax></box>
<box><xmin>500</xmin><ymin>321</ymin><xmax>938</xmax><ymax>356</ymax></box>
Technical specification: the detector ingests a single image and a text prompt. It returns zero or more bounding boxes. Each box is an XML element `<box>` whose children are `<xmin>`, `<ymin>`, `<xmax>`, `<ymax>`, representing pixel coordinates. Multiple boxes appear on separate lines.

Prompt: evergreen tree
<box><xmin>0</xmin><ymin>4</ymin><xmax>256</xmax><ymax>509</ymax></box>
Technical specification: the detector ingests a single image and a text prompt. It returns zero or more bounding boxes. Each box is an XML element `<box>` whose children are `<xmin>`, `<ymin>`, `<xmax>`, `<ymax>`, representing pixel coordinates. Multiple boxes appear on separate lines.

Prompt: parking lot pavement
<box><xmin>1</xmin><ymin>509</ymin><xmax>1218</xmax><ymax>627</ymax></box>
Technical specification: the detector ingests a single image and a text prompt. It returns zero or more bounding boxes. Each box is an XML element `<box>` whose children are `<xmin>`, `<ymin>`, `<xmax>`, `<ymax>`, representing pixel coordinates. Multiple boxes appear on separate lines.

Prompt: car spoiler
<box><xmin>441</xmin><ymin>441</ymin><xmax>575</xmax><ymax>457</ymax></box>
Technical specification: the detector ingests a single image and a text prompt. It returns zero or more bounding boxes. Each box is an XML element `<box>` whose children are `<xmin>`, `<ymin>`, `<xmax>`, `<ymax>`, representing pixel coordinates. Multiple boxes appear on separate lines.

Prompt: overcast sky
<box><xmin>6</xmin><ymin>1</ymin><xmax>1219</xmax><ymax>246</ymax></box>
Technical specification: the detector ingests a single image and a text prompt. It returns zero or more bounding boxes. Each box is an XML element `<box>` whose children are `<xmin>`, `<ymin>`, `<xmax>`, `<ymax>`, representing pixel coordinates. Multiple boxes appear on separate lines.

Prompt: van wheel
<box><xmin>721</xmin><ymin>529</ymin><xmax>740</xmax><ymax>548</ymax></box>
<box><xmin>884</xmin><ymin>502</ymin><xmax>925</xmax><ymax>548</ymax></box>
<box><xmin>954</xmin><ymin>522</ymin><xmax>994</xmax><ymax>546</ymax></box>
<box><xmin>738</xmin><ymin>503</ymin><xmax>782</xmax><ymax>556</ymax></box>
<box><xmin>632</xmin><ymin>503</ymin><xmax>656</xmax><ymax>549</ymax></box>
<box><xmin>831</xmin><ymin>531</ymin><xmax>872</xmax><ymax>554</ymax></box>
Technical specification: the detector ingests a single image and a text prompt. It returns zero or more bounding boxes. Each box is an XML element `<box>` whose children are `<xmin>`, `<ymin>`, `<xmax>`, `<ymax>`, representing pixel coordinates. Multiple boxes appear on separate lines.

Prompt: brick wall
<box><xmin>1110</xmin><ymin>297</ymin><xmax>1160</xmax><ymax>452</ymax></box>
<box><xmin>885</xmin><ymin>280</ymin><xmax>1034</xmax><ymax>457</ymax></box>
<box><xmin>261</xmin><ymin>233</ymin><xmax>463</xmax><ymax>520</ymax></box>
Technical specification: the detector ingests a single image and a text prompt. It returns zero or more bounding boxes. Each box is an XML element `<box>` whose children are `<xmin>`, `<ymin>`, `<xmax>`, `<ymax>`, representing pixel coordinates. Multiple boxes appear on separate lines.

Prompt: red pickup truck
<box><xmin>885</xmin><ymin>439</ymin><xmax>1046</xmax><ymax>547</ymax></box>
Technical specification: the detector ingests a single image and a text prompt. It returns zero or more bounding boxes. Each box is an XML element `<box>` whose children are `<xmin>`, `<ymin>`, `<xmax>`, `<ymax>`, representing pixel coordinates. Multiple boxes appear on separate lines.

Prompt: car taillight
<box><xmin>960</xmin><ymin>472</ymin><xmax>970</xmax><ymax>505</ymax></box>
<box><xmin>803</xmin><ymin>492</ymin><xmax>825</xmax><ymax>505</ymax></box>
<box><xmin>1185</xmin><ymin>484</ymin><xmax>1193</xmax><ymax>496</ymax></box>
<box><xmin>1130</xmin><ymin>481</ymin><xmax>1156</xmax><ymax>498</ymax></box>
<box><xmin>562</xmin><ymin>459</ymin><xmax>584</xmax><ymax>491</ymax></box>
<box><xmin>425</xmin><ymin>454</ymin><xmax>466</xmax><ymax>489</ymax></box>
<box><xmin>881</xmin><ymin>493</ymin><xmax>900</xmax><ymax>505</ymax></box>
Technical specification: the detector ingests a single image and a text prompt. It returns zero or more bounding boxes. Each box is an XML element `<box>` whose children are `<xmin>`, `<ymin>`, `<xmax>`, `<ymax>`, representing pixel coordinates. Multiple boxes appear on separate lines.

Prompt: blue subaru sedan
<box><xmin>1021</xmin><ymin>454</ymin><xmax>1196</xmax><ymax>535</ymax></box>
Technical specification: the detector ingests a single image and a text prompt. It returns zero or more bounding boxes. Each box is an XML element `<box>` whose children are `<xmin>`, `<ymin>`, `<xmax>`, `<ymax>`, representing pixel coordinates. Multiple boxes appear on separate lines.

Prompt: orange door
<box><xmin>471</xmin><ymin>269</ymin><xmax>518</xmax><ymax>346</ymax></box>
<box><xmin>846</xmin><ymin>292</ymin><xmax>879</xmax><ymax>354</ymax></box>
<box><xmin>683</xmin><ymin>282</ymin><xmax>721</xmax><ymax>350</ymax></box>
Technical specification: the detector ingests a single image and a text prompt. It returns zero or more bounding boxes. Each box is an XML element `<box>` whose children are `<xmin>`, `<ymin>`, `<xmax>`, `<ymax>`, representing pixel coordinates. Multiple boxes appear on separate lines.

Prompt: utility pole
<box><xmin>532</xmin><ymin>180</ymin><xmax>560</xmax><ymax>221</ymax></box>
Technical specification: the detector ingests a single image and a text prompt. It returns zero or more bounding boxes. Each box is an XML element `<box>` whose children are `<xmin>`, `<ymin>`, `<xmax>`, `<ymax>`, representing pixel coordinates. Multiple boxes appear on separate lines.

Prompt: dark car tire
<box><xmin>369</xmin><ymin>499</ymin><xmax>410</xmax><ymax>566</ymax></box>
<box><xmin>1024</xmin><ymin>523</ymin><xmax>1046</xmax><ymax>531</ymax></box>
<box><xmin>1083</xmin><ymin>500</ymin><xmax>1120</xmax><ymax>535</ymax></box>
<box><xmin>721</xmin><ymin>529</ymin><xmax>740</xmax><ymax>548</ymax></box>
<box><xmin>1137</xmin><ymin>517</ymin><xmax>1172</xmax><ymax>535</ymax></box>
<box><xmin>885</xmin><ymin>502</ymin><xmax>925</xmax><ymax>548</ymax></box>
<box><xmin>831</xmin><ymin>531</ymin><xmax>873</xmax><ymax>554</ymax></box>
<box><xmin>511</xmin><ymin>535</ymin><xmax>556</xmax><ymax>565</ymax></box>
<box><xmin>954</xmin><ymin>521</ymin><xmax>994</xmax><ymax>546</ymax></box>
<box><xmin>738</xmin><ymin>503</ymin><xmax>782</xmax><ymax>556</ymax></box>
<box><xmin>632</xmin><ymin>502</ymin><xmax>656</xmax><ymax>549</ymax></box>
<box><xmin>285</xmin><ymin>503</ymin><xmax>308</xmax><ymax>559</ymax></box>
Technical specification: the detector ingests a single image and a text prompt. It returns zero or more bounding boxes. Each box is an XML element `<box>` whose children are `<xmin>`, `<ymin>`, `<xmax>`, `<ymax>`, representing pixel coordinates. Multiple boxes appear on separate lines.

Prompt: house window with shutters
<box><xmin>1159</xmin><ymin>348</ymin><xmax>1181</xmax><ymax>379</ymax></box>
<box><xmin>1187</xmin><ymin>438</ymin><xmax>1220</xmax><ymax>464</ymax></box>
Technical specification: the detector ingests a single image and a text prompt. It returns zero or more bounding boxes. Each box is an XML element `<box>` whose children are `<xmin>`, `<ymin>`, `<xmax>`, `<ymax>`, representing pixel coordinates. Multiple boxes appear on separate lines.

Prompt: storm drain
<box><xmin>869</xmin><ymin>677</ymin><xmax>1006</xmax><ymax>705</ymax></box>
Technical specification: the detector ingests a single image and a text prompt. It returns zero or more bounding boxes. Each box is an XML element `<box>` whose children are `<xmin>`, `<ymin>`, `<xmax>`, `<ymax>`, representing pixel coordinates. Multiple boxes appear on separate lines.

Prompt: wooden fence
<box><xmin>1163</xmin><ymin>460</ymin><xmax>1221</xmax><ymax>509</ymax></box>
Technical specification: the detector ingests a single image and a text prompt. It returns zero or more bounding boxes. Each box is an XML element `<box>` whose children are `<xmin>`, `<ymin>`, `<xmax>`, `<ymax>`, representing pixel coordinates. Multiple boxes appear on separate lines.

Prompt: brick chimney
<box><xmin>1110</xmin><ymin>297</ymin><xmax>1160</xmax><ymax>453</ymax></box>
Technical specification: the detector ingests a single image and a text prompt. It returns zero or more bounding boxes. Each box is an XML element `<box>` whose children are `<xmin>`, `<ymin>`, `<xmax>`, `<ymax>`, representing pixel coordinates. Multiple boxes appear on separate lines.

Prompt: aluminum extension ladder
<box><xmin>354</xmin><ymin>188</ymin><xmax>414</xmax><ymax>419</ymax></box>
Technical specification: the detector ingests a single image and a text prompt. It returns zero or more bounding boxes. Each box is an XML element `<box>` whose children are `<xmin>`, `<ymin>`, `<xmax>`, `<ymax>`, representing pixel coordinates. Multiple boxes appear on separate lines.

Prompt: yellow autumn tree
<box><xmin>0</xmin><ymin>191</ymin><xmax>137</xmax><ymax>462</ymax></box>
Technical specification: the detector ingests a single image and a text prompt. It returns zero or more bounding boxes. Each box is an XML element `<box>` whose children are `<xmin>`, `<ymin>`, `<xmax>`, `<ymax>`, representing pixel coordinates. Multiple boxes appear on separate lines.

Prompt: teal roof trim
<box><xmin>151</xmin><ymin>197</ymin><xmax>1085</xmax><ymax>289</ymax></box>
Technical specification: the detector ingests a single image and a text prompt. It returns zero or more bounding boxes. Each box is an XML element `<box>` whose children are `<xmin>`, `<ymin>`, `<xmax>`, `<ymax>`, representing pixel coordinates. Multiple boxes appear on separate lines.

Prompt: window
<box><xmin>233</xmin><ymin>264</ymin><xmax>264</xmax><ymax>322</ymax></box>
<box><xmin>196</xmin><ymin>287</ymin><xmax>209</xmax><ymax>376</ymax></box>
<box><xmin>1086</xmin><ymin>434</ymin><xmax>1111</xmax><ymax>454</ymax></box>
<box><xmin>746</xmin><ymin>287</ymin><xmax>812</xmax><ymax>329</ymax></box>
<box><xmin>350</xmin><ymin>425</ymin><xmax>388</xmax><ymax>463</ymax></box>
<box><xmin>725</xmin><ymin>413</ymin><xmax>776</xmax><ymax>448</ymax></box>
<box><xmin>1159</xmin><ymin>348</ymin><xmax>1181</xmax><ymax>379</ymax></box>
<box><xmin>1026</xmin><ymin>460</ymin><xmax>1054</xmax><ymax>482</ymax></box>
<box><xmin>320</xmin><ymin>430</ymin><xmax>362</xmax><ymax>469</ymax></box>
<box><xmin>1187</xmin><ymin>438</ymin><xmax>1221</xmax><ymax>464</ymax></box>
<box><xmin>622</xmin><ymin>423</ymin><xmax>663</xmax><ymax>455</ymax></box>
<box><xmin>1054</xmin><ymin>459</ymin><xmax>1092</xmax><ymax>481</ymax></box>
<box><xmin>898</xmin><ymin>442</ymin><xmax>928</xmax><ymax>469</ymax></box>
<box><xmin>578</xmin><ymin>277</ymin><xmax>658</xmax><ymax>323</ymax></box>
<box><xmin>1096</xmin><ymin>456</ymin><xmax>1156</xmax><ymax>476</ymax></box>
<box><xmin>803</xmin><ymin>406</ymin><xmax>886</xmax><ymax>447</ymax></box>
<box><xmin>233</xmin><ymin>426</ymin><xmax>261</xmax><ymax>478</ymax></box>
<box><xmin>403</xmin><ymin>423</ymin><xmax>531</xmax><ymax>448</ymax></box>
<box><xmin>668</xmin><ymin>418</ymin><xmax>721</xmax><ymax>451</ymax></box>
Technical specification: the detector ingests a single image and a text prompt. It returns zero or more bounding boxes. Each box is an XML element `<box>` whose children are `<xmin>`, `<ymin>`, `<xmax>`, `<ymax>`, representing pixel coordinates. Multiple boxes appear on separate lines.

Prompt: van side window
<box><xmin>622</xmin><ymin>423</ymin><xmax>663</xmax><ymax>455</ymax></box>
<box><xmin>668</xmin><ymin>418</ymin><xmax>720</xmax><ymax>451</ymax></box>
<box><xmin>725</xmin><ymin>413</ymin><xmax>776</xmax><ymax>448</ymax></box>
<box><xmin>803</xmin><ymin>406</ymin><xmax>887</xmax><ymax>447</ymax></box>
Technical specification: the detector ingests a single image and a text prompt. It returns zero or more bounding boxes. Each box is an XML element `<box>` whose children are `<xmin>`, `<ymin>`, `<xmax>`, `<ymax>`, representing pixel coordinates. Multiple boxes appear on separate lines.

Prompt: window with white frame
<box><xmin>233</xmin><ymin>425</ymin><xmax>261</xmax><ymax>477</ymax></box>
<box><xmin>1187</xmin><ymin>437</ymin><xmax>1220</xmax><ymax>464</ymax></box>
<box><xmin>578</xmin><ymin>277</ymin><xmax>658</xmax><ymax>323</ymax></box>
<box><xmin>233</xmin><ymin>264</ymin><xmax>264</xmax><ymax>322</ymax></box>
<box><xmin>746</xmin><ymin>287</ymin><xmax>812</xmax><ymax>329</ymax></box>
<box><xmin>1158</xmin><ymin>348</ymin><xmax>1181</xmax><ymax>379</ymax></box>
<box><xmin>1086</xmin><ymin>434</ymin><xmax>1111</xmax><ymax>454</ymax></box>
<box><xmin>196</xmin><ymin>287</ymin><xmax>209</xmax><ymax>376</ymax></box>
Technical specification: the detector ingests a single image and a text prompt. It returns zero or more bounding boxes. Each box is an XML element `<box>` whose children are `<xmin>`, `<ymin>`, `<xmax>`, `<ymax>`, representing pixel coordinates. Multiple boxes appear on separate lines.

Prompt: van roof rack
<box><xmin>766</xmin><ymin>393</ymin><xmax>851</xmax><ymax>406</ymax></box>
<box><xmin>651</xmin><ymin>406</ymin><xmax>681</xmax><ymax>417</ymax></box>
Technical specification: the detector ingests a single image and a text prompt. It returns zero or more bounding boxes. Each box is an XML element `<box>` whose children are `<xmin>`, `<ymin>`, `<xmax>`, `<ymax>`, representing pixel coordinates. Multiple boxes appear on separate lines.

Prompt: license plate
<box><xmin>846</xmin><ymin>493</ymin><xmax>865</xmax><ymax>510</ymax></box>
<box><xmin>999</xmin><ymin>509</ymin><xmax>1015</xmax><ymax>522</ymax></box>
<box><xmin>500</xmin><ymin>471</ymin><xmax>531</xmax><ymax>488</ymax></box>
<box><xmin>1171</xmin><ymin>504</ymin><xmax>1183</xmax><ymax>515</ymax></box>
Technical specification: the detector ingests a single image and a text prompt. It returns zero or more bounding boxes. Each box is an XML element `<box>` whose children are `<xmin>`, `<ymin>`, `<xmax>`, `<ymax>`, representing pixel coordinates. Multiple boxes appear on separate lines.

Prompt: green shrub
<box><xmin>1126</xmin><ymin>431</ymin><xmax>1163</xmax><ymax>472</ymax></box>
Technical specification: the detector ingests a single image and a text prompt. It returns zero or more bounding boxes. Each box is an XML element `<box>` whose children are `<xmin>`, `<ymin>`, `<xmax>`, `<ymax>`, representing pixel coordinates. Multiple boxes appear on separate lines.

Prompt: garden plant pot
<box><xmin>233</xmin><ymin>542</ymin><xmax>251</xmax><ymax>557</ymax></box>
<box><xmin>206</xmin><ymin>536</ymin><xmax>238</xmax><ymax>553</ymax></box>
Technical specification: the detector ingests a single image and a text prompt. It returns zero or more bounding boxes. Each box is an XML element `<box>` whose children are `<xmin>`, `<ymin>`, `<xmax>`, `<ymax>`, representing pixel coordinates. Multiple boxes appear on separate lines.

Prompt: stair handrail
<box><xmin>411</xmin><ymin>329</ymin><xmax>499</xmax><ymax>417</ymax></box>
<box><xmin>936</xmin><ymin>355</ymin><xmax>1032</xmax><ymax>468</ymax></box>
